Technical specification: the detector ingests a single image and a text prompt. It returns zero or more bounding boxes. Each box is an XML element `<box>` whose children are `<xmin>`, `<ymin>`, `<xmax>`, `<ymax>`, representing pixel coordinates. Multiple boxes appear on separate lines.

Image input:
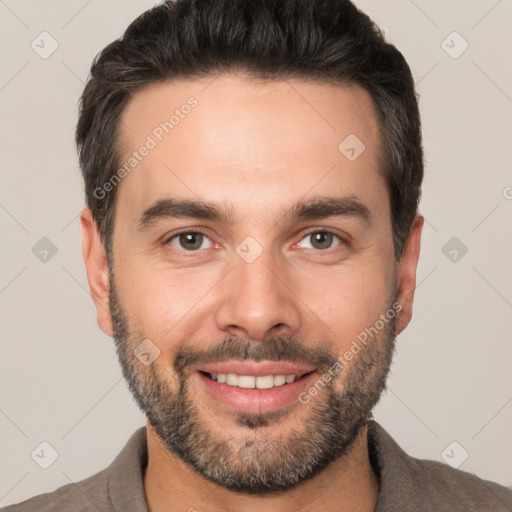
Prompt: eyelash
<box><xmin>165</xmin><ymin>229</ymin><xmax>214</xmax><ymax>253</ymax></box>
<box><xmin>164</xmin><ymin>228</ymin><xmax>348</xmax><ymax>254</ymax></box>
<box><xmin>297</xmin><ymin>228</ymin><xmax>347</xmax><ymax>252</ymax></box>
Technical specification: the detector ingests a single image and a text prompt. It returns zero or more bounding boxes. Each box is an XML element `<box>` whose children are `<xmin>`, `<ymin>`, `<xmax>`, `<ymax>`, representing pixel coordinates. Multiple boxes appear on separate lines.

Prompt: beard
<box><xmin>108</xmin><ymin>265</ymin><xmax>397</xmax><ymax>495</ymax></box>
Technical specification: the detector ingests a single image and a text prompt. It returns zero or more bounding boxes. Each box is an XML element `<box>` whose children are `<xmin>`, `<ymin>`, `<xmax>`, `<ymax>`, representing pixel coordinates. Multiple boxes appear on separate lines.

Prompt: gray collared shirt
<box><xmin>3</xmin><ymin>421</ymin><xmax>512</xmax><ymax>511</ymax></box>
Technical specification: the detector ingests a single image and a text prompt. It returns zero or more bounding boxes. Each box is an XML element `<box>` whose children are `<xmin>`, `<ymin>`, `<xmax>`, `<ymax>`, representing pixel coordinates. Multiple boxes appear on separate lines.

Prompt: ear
<box><xmin>394</xmin><ymin>214</ymin><xmax>424</xmax><ymax>335</ymax></box>
<box><xmin>80</xmin><ymin>207</ymin><xmax>113</xmax><ymax>337</ymax></box>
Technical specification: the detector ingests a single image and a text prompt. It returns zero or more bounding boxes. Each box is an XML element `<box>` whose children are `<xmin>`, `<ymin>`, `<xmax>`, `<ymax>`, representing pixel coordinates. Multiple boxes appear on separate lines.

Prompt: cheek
<box><xmin>293</xmin><ymin>260</ymin><xmax>393</xmax><ymax>346</ymax></box>
<box><xmin>114</xmin><ymin>258</ymin><xmax>221</xmax><ymax>347</ymax></box>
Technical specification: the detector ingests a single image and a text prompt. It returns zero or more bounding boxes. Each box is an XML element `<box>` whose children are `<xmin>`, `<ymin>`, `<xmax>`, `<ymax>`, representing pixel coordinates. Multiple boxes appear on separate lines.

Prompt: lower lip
<box><xmin>195</xmin><ymin>370</ymin><xmax>319</xmax><ymax>414</ymax></box>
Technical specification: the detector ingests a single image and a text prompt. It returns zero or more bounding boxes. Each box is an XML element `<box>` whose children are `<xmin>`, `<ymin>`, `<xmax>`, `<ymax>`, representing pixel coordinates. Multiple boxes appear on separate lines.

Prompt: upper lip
<box><xmin>193</xmin><ymin>360</ymin><xmax>316</xmax><ymax>378</ymax></box>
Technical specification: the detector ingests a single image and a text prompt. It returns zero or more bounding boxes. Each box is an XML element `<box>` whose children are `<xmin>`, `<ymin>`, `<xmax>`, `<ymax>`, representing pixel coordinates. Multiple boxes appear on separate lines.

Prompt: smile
<box><xmin>195</xmin><ymin>365</ymin><xmax>319</xmax><ymax>414</ymax></box>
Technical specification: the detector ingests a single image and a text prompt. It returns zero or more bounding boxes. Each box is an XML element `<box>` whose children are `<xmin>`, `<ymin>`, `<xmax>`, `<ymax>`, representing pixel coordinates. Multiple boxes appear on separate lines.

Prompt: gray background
<box><xmin>1</xmin><ymin>0</ymin><xmax>511</xmax><ymax>506</ymax></box>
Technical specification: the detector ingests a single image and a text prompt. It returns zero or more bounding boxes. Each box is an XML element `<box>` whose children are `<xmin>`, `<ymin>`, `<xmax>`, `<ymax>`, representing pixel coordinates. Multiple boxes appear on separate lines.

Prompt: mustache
<box><xmin>173</xmin><ymin>335</ymin><xmax>339</xmax><ymax>377</ymax></box>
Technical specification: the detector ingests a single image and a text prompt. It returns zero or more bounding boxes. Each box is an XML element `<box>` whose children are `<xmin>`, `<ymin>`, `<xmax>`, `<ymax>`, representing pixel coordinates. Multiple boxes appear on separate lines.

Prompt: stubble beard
<box><xmin>108</xmin><ymin>264</ymin><xmax>396</xmax><ymax>495</ymax></box>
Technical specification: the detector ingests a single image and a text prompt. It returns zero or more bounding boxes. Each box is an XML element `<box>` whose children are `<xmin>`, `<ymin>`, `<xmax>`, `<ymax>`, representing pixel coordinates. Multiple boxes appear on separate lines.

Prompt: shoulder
<box><xmin>368</xmin><ymin>420</ymin><xmax>512</xmax><ymax>511</ymax></box>
<box><xmin>2</xmin><ymin>426</ymin><xmax>148</xmax><ymax>512</ymax></box>
<box><xmin>1</xmin><ymin>467</ymin><xmax>112</xmax><ymax>512</ymax></box>
<box><xmin>406</xmin><ymin>453</ymin><xmax>512</xmax><ymax>510</ymax></box>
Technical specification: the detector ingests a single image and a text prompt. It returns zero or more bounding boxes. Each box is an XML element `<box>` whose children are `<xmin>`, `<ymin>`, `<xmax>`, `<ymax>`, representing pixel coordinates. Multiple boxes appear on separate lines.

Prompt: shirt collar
<box><xmin>367</xmin><ymin>419</ymin><xmax>425</xmax><ymax>510</ymax></box>
<box><xmin>108</xmin><ymin>426</ymin><xmax>150</xmax><ymax>512</ymax></box>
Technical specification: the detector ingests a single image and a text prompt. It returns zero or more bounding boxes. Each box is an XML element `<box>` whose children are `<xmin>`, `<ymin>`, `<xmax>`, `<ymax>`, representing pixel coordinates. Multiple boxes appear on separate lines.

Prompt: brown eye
<box><xmin>168</xmin><ymin>232</ymin><xmax>212</xmax><ymax>251</ymax></box>
<box><xmin>298</xmin><ymin>231</ymin><xmax>342</xmax><ymax>250</ymax></box>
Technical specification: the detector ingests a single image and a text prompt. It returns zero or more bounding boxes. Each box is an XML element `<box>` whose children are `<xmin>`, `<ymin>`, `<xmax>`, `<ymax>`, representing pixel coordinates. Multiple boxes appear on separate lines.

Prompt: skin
<box><xmin>80</xmin><ymin>74</ymin><xmax>423</xmax><ymax>511</ymax></box>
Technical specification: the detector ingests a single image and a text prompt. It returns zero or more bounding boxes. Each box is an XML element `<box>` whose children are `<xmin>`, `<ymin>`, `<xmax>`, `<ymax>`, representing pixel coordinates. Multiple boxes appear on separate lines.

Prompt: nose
<box><xmin>213</xmin><ymin>248</ymin><xmax>302</xmax><ymax>341</ymax></box>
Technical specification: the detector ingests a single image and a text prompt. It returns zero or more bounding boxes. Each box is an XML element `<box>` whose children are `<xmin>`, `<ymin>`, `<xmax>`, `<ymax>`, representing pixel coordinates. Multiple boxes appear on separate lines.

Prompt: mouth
<box><xmin>193</xmin><ymin>362</ymin><xmax>319</xmax><ymax>414</ymax></box>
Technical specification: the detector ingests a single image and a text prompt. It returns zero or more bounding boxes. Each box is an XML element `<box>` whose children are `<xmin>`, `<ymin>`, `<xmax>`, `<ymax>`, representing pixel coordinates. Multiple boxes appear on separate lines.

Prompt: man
<box><xmin>4</xmin><ymin>0</ymin><xmax>511</xmax><ymax>510</ymax></box>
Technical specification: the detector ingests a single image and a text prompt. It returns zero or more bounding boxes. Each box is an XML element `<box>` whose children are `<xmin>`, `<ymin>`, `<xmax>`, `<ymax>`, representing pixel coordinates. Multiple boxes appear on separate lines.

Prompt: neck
<box><xmin>143</xmin><ymin>421</ymin><xmax>379</xmax><ymax>512</ymax></box>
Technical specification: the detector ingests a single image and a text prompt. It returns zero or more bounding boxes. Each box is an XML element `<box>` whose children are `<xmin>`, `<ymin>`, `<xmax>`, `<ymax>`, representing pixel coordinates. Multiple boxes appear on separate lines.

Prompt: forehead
<box><xmin>115</xmin><ymin>74</ymin><xmax>388</xmax><ymax>226</ymax></box>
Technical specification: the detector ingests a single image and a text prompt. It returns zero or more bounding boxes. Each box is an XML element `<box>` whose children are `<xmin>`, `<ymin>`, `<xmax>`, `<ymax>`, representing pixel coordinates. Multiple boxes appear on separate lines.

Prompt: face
<box><xmin>82</xmin><ymin>74</ymin><xmax>423</xmax><ymax>494</ymax></box>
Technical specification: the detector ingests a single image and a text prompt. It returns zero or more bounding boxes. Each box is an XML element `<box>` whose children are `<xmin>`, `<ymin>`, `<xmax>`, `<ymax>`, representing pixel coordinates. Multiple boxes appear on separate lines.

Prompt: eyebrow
<box><xmin>284</xmin><ymin>195</ymin><xmax>372</xmax><ymax>226</ymax></box>
<box><xmin>137</xmin><ymin>195</ymin><xmax>372</xmax><ymax>231</ymax></box>
<box><xmin>137</xmin><ymin>198</ymin><xmax>236</xmax><ymax>231</ymax></box>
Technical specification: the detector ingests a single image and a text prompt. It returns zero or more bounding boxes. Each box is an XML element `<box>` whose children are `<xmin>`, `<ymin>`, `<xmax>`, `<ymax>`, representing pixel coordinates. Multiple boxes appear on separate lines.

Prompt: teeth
<box><xmin>209</xmin><ymin>373</ymin><xmax>297</xmax><ymax>389</ymax></box>
<box><xmin>273</xmin><ymin>375</ymin><xmax>286</xmax><ymax>386</ymax></box>
<box><xmin>238</xmin><ymin>375</ymin><xmax>256</xmax><ymax>389</ymax></box>
<box><xmin>256</xmin><ymin>375</ymin><xmax>274</xmax><ymax>389</ymax></box>
<box><xmin>226</xmin><ymin>373</ymin><xmax>238</xmax><ymax>386</ymax></box>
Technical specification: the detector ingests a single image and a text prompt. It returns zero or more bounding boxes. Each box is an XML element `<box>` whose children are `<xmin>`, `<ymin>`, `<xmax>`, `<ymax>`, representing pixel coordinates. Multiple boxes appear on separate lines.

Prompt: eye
<box><xmin>167</xmin><ymin>231</ymin><xmax>213</xmax><ymax>251</ymax></box>
<box><xmin>297</xmin><ymin>230</ymin><xmax>343</xmax><ymax>251</ymax></box>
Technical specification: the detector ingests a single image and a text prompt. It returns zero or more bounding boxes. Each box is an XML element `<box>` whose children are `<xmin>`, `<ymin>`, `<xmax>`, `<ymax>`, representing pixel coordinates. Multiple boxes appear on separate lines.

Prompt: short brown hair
<box><xmin>76</xmin><ymin>0</ymin><xmax>423</xmax><ymax>262</ymax></box>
